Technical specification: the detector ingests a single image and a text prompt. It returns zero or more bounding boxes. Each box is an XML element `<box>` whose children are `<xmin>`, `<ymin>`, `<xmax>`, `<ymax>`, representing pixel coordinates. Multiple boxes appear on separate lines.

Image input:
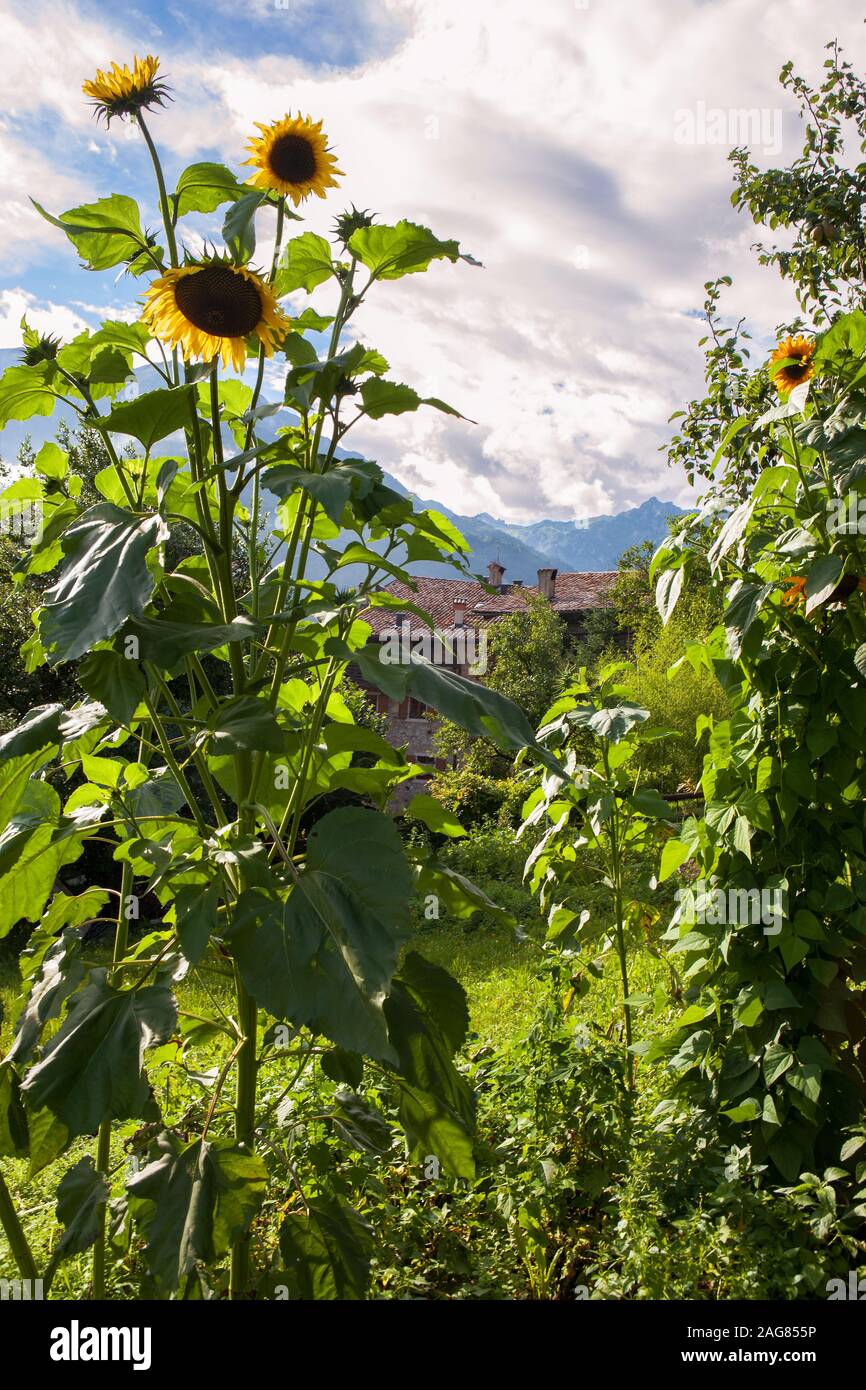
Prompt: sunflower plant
<box><xmin>0</xmin><ymin>57</ymin><xmax>554</xmax><ymax>1300</ymax></box>
<box><xmin>651</xmin><ymin>310</ymin><xmax>866</xmax><ymax>1184</ymax></box>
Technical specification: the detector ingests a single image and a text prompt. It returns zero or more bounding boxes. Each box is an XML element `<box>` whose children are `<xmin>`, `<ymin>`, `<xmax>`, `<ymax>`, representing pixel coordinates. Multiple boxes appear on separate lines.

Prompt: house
<box><xmin>353</xmin><ymin>561</ymin><xmax>620</xmax><ymax>780</ymax></box>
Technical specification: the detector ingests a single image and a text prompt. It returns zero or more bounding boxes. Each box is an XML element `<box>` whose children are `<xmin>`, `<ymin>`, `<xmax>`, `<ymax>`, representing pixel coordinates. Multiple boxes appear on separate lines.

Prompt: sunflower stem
<box><xmin>137</xmin><ymin>112</ymin><xmax>179</xmax><ymax>270</ymax></box>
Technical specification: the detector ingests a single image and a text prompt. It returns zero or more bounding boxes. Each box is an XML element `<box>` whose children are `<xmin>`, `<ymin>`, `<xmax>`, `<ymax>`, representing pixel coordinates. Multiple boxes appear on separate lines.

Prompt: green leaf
<box><xmin>320</xmin><ymin>1048</ymin><xmax>363</xmax><ymax>1088</ymax></box>
<box><xmin>127</xmin><ymin>1133</ymin><xmax>267</xmax><ymax>1292</ymax></box>
<box><xmin>360</xmin><ymin>378</ymin><xmax>465</xmax><ymax>421</ymax></box>
<box><xmin>351</xmin><ymin>644</ymin><xmax>562</xmax><ymax>775</ymax></box>
<box><xmin>21</xmin><ymin>971</ymin><xmax>176</xmax><ymax>1137</ymax></box>
<box><xmin>348</xmin><ymin>220</ymin><xmax>475</xmax><ymax>280</ymax></box>
<box><xmin>277</xmin><ymin>1195</ymin><xmax>372</xmax><ymax>1300</ymax></box>
<box><xmin>103</xmin><ymin>386</ymin><xmax>195</xmax><ymax>451</ymax></box>
<box><xmin>204</xmin><ymin>695</ymin><xmax>285</xmax><ymax>753</ymax></box>
<box><xmin>0</xmin><ymin>703</ymin><xmax>64</xmax><ymax>761</ymax></box>
<box><xmin>8</xmin><ymin>933</ymin><xmax>84</xmax><ymax>1065</ymax></box>
<box><xmin>55</xmin><ymin>1156</ymin><xmax>110</xmax><ymax>1257</ymax></box>
<box><xmin>330</xmin><ymin>1091</ymin><xmax>392</xmax><ymax>1154</ymax></box>
<box><xmin>123</xmin><ymin>614</ymin><xmax>263</xmax><ymax>671</ymax></box>
<box><xmin>383</xmin><ymin>951</ymin><xmax>474</xmax><ymax>1178</ymax></box>
<box><xmin>31</xmin><ymin>194</ymin><xmax>148</xmax><ymax>271</ymax></box>
<box><xmin>223</xmin><ymin>191</ymin><xmax>267</xmax><ymax>263</ymax></box>
<box><xmin>655</xmin><ymin>566</ymin><xmax>684</xmax><ymax>625</ymax></box>
<box><xmin>173</xmin><ymin>881</ymin><xmax>220</xmax><ymax>967</ymax></box>
<box><xmin>629</xmin><ymin>787</ymin><xmax>673</xmax><ymax>819</ymax></box>
<box><xmin>405</xmin><ymin>793</ymin><xmax>466</xmax><ymax>838</ymax></box>
<box><xmin>275</xmin><ymin>232</ymin><xmax>334</xmax><ymax>295</ymax></box>
<box><xmin>229</xmin><ymin>808</ymin><xmax>413</xmax><ymax>1062</ymax></box>
<box><xmin>0</xmin><ymin>1062</ymin><xmax>28</xmax><ymax>1157</ymax></box>
<box><xmin>0</xmin><ymin>363</ymin><xmax>57</xmax><ymax>428</ymax></box>
<box><xmin>40</xmin><ymin>504</ymin><xmax>169</xmax><ymax>664</ymax></box>
<box><xmin>78</xmin><ymin>649</ymin><xmax>146</xmax><ymax>724</ymax></box>
<box><xmin>659</xmin><ymin>837</ymin><xmax>691</xmax><ymax>881</ymax></box>
<box><xmin>587</xmin><ymin>702</ymin><xmax>649</xmax><ymax>743</ymax></box>
<box><xmin>175</xmin><ymin>163</ymin><xmax>248</xmax><ymax>216</ymax></box>
<box><xmin>724</xmin><ymin>580</ymin><xmax>773</xmax><ymax>658</ymax></box>
<box><xmin>263</xmin><ymin>458</ymin><xmax>381</xmax><ymax>526</ymax></box>
<box><xmin>804</xmin><ymin>554</ymin><xmax>845</xmax><ymax>615</ymax></box>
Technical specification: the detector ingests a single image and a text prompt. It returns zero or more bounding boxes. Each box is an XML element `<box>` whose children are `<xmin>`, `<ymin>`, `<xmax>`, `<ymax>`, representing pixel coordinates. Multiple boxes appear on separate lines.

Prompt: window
<box><xmin>408</xmin><ymin>698</ymin><xmax>428</xmax><ymax>719</ymax></box>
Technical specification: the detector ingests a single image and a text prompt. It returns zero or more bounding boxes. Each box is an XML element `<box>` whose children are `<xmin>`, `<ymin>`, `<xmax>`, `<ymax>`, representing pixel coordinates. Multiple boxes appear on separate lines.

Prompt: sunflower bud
<box><xmin>332</xmin><ymin>206</ymin><xmax>375</xmax><ymax>246</ymax></box>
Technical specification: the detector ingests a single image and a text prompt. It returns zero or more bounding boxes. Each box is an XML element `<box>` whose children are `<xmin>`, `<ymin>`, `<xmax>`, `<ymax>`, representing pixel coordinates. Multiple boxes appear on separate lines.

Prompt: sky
<box><xmin>0</xmin><ymin>0</ymin><xmax>863</xmax><ymax>523</ymax></box>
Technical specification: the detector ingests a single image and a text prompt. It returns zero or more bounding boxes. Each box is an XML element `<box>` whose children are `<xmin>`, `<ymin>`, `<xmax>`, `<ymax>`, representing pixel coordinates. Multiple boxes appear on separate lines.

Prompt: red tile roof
<box><xmin>361</xmin><ymin>572</ymin><xmax>620</xmax><ymax>635</ymax></box>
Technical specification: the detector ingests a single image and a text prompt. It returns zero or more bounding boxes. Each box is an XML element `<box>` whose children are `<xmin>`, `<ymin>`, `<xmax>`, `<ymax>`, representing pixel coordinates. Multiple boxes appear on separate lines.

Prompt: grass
<box><xmin>0</xmin><ymin>895</ymin><xmax>665</xmax><ymax>1298</ymax></box>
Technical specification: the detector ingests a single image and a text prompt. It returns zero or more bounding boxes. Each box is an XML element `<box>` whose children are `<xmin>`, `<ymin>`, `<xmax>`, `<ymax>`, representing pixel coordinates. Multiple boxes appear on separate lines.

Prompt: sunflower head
<box><xmin>244</xmin><ymin>113</ymin><xmax>343</xmax><ymax>205</ymax></box>
<box><xmin>141</xmin><ymin>258</ymin><xmax>290</xmax><ymax>373</ymax></box>
<box><xmin>332</xmin><ymin>206</ymin><xmax>375</xmax><ymax>246</ymax></box>
<box><xmin>769</xmin><ymin>335</ymin><xmax>816</xmax><ymax>396</ymax></box>
<box><xmin>83</xmin><ymin>55</ymin><xmax>170</xmax><ymax>124</ymax></box>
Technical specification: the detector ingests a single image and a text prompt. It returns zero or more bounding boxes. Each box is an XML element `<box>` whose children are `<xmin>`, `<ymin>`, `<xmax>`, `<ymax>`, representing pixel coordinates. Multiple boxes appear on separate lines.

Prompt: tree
<box><xmin>666</xmin><ymin>41</ymin><xmax>865</xmax><ymax>500</ymax></box>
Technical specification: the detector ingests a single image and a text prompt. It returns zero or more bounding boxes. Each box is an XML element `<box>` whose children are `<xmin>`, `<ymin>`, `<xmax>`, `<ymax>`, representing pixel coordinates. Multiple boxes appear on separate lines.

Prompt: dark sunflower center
<box><xmin>175</xmin><ymin>265</ymin><xmax>262</xmax><ymax>338</ymax></box>
<box><xmin>268</xmin><ymin>133</ymin><xmax>317</xmax><ymax>185</ymax></box>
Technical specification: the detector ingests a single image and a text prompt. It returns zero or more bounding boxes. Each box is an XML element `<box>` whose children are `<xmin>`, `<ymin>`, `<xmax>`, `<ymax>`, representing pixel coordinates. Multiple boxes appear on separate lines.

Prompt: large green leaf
<box><xmin>0</xmin><ymin>1062</ymin><xmax>28</xmax><ymax>1157</ymax></box>
<box><xmin>383</xmin><ymin>952</ymin><xmax>475</xmax><ymax>1178</ymax></box>
<box><xmin>223</xmin><ymin>191</ymin><xmax>267</xmax><ymax>262</ymax></box>
<box><xmin>229</xmin><ymin>807</ymin><xmax>413</xmax><ymax>1062</ymax></box>
<box><xmin>276</xmin><ymin>1195</ymin><xmax>372</xmax><ymax>1300</ymax></box>
<box><xmin>32</xmin><ymin>194</ymin><xmax>149</xmax><ymax>272</ymax></box>
<box><xmin>123</xmin><ymin>614</ymin><xmax>264</xmax><ymax>671</ymax></box>
<box><xmin>103</xmin><ymin>386</ymin><xmax>195</xmax><ymax>451</ymax></box>
<box><xmin>174</xmin><ymin>162</ymin><xmax>248</xmax><ymax>216</ymax></box>
<box><xmin>78</xmin><ymin>649</ymin><xmax>146</xmax><ymax>724</ymax></box>
<box><xmin>40</xmin><ymin>504</ymin><xmax>169</xmax><ymax>663</ymax></box>
<box><xmin>0</xmin><ymin>363</ymin><xmax>58</xmax><ymax>428</ymax></box>
<box><xmin>204</xmin><ymin>695</ymin><xmax>285</xmax><ymax>753</ymax></box>
<box><xmin>262</xmin><ymin>458</ymin><xmax>380</xmax><ymax>525</ymax></box>
<box><xmin>21</xmin><ymin>971</ymin><xmax>176</xmax><ymax>1137</ymax></box>
<box><xmin>360</xmin><ymin>378</ymin><xmax>464</xmax><ymax>421</ymax></box>
<box><xmin>173</xmin><ymin>881</ymin><xmax>220</xmax><ymax>967</ymax></box>
<box><xmin>55</xmin><ymin>1156</ymin><xmax>110</xmax><ymax>1257</ymax></box>
<box><xmin>275</xmin><ymin>232</ymin><xmax>334</xmax><ymax>295</ymax></box>
<box><xmin>348</xmin><ymin>220</ymin><xmax>478</xmax><ymax>280</ymax></box>
<box><xmin>352</xmin><ymin>643</ymin><xmax>562</xmax><ymax>774</ymax></box>
<box><xmin>8</xmin><ymin>933</ymin><xmax>84</xmax><ymax>1065</ymax></box>
<box><xmin>0</xmin><ymin>704</ymin><xmax>64</xmax><ymax>761</ymax></box>
<box><xmin>127</xmin><ymin>1133</ymin><xmax>267</xmax><ymax>1291</ymax></box>
<box><xmin>0</xmin><ymin>783</ymin><xmax>87</xmax><ymax>937</ymax></box>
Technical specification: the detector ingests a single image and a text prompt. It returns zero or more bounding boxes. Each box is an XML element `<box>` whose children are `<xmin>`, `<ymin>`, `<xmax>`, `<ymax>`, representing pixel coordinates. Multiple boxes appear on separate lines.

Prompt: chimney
<box><xmin>453</xmin><ymin>597</ymin><xmax>467</xmax><ymax>627</ymax></box>
<box><xmin>537</xmin><ymin>567</ymin><xmax>558</xmax><ymax>599</ymax></box>
<box><xmin>487</xmin><ymin>559</ymin><xmax>505</xmax><ymax>589</ymax></box>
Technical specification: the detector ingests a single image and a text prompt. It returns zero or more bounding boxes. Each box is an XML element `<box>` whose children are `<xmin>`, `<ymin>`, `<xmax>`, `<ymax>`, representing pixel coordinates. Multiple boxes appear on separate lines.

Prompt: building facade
<box><xmin>353</xmin><ymin>562</ymin><xmax>620</xmax><ymax>788</ymax></box>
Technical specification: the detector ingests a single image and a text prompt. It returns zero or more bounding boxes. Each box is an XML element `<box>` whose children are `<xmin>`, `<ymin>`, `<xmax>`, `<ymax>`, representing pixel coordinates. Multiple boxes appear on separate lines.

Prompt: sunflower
<box><xmin>141</xmin><ymin>260</ymin><xmax>289</xmax><ymax>372</ymax></box>
<box><xmin>244</xmin><ymin>113</ymin><xmax>343</xmax><ymax>205</ymax></box>
<box><xmin>82</xmin><ymin>55</ymin><xmax>170</xmax><ymax>123</ymax></box>
<box><xmin>769</xmin><ymin>335</ymin><xmax>816</xmax><ymax>396</ymax></box>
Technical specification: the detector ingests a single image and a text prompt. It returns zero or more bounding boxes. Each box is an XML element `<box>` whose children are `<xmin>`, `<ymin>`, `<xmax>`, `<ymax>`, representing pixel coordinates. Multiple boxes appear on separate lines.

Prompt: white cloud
<box><xmin>0</xmin><ymin>287</ymin><xmax>90</xmax><ymax>348</ymax></box>
<box><xmin>1</xmin><ymin>0</ymin><xmax>864</xmax><ymax>519</ymax></box>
